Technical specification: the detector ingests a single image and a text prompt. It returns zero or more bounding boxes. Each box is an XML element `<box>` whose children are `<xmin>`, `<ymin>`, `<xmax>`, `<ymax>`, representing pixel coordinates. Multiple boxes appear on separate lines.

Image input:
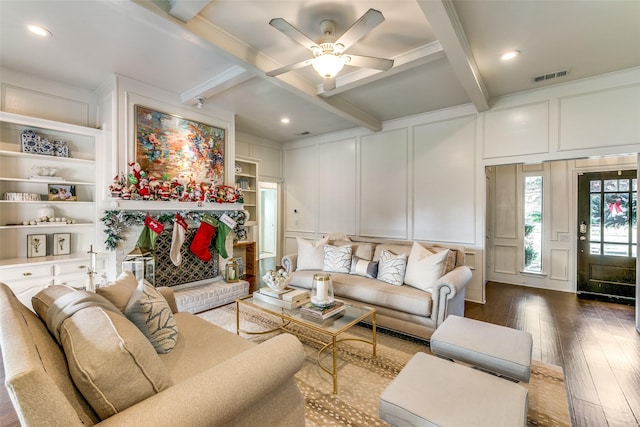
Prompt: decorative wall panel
<box><xmin>559</xmin><ymin>85</ymin><xmax>640</xmax><ymax>151</ymax></box>
<box><xmin>413</xmin><ymin>116</ymin><xmax>476</xmax><ymax>243</ymax></box>
<box><xmin>550</xmin><ymin>161</ymin><xmax>569</xmax><ymax>239</ymax></box>
<box><xmin>318</xmin><ymin>138</ymin><xmax>357</xmax><ymax>235</ymax></box>
<box><xmin>284</xmin><ymin>146</ymin><xmax>317</xmax><ymax>232</ymax></box>
<box><xmin>483</xmin><ymin>101</ymin><xmax>549</xmax><ymax>159</ymax></box>
<box><xmin>494</xmin><ymin>164</ymin><xmax>518</xmax><ymax>239</ymax></box>
<box><xmin>550</xmin><ymin>248</ymin><xmax>569</xmax><ymax>281</ymax></box>
<box><xmin>360</xmin><ymin>129</ymin><xmax>408</xmax><ymax>238</ymax></box>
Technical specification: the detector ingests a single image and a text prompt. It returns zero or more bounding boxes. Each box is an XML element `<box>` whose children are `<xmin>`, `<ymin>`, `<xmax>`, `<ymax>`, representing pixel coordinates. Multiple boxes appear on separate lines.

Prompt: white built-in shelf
<box><xmin>0</xmin><ymin>149</ymin><xmax>95</xmax><ymax>164</ymax></box>
<box><xmin>0</xmin><ymin>252</ymin><xmax>105</xmax><ymax>268</ymax></box>
<box><xmin>236</xmin><ymin>172</ymin><xmax>256</xmax><ymax>179</ymax></box>
<box><xmin>0</xmin><ymin>177</ymin><xmax>94</xmax><ymax>185</ymax></box>
<box><xmin>0</xmin><ymin>200</ymin><xmax>94</xmax><ymax>205</ymax></box>
<box><xmin>0</xmin><ymin>222</ymin><xmax>93</xmax><ymax>230</ymax></box>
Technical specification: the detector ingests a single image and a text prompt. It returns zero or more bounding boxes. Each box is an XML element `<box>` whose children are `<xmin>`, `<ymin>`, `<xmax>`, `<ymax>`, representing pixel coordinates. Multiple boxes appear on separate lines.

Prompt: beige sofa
<box><xmin>0</xmin><ymin>281</ymin><xmax>306</xmax><ymax>426</ymax></box>
<box><xmin>282</xmin><ymin>238</ymin><xmax>472</xmax><ymax>340</ymax></box>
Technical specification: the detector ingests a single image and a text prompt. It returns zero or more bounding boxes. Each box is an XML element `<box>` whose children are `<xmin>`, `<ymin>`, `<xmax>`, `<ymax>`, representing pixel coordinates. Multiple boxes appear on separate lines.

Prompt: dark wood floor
<box><xmin>1</xmin><ymin>280</ymin><xmax>638</xmax><ymax>426</ymax></box>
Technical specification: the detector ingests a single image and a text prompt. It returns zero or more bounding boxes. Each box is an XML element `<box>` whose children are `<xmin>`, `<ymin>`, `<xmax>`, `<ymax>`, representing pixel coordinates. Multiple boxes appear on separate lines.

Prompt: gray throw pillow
<box><xmin>350</xmin><ymin>256</ymin><xmax>378</xmax><ymax>278</ymax></box>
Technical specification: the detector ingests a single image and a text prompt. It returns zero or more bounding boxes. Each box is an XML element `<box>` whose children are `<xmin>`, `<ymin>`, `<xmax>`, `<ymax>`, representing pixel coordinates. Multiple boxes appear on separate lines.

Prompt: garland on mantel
<box><xmin>101</xmin><ymin>209</ymin><xmax>248</xmax><ymax>250</ymax></box>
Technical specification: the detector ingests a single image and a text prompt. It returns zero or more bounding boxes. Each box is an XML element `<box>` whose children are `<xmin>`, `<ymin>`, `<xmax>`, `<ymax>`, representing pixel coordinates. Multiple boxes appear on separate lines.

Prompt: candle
<box><xmin>317</xmin><ymin>281</ymin><xmax>327</xmax><ymax>302</ymax></box>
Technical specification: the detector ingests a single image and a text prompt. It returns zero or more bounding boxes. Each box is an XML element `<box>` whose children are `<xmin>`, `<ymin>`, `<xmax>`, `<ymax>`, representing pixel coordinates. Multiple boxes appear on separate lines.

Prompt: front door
<box><xmin>577</xmin><ymin>171</ymin><xmax>636</xmax><ymax>303</ymax></box>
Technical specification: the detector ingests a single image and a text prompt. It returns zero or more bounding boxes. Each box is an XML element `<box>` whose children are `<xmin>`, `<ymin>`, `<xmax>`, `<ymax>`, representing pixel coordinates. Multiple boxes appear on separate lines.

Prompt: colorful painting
<box><xmin>135</xmin><ymin>105</ymin><xmax>225</xmax><ymax>185</ymax></box>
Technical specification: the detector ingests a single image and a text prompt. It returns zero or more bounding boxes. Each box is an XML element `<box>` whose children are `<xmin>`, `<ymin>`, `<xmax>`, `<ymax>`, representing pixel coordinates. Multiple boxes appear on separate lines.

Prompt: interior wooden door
<box><xmin>577</xmin><ymin>170</ymin><xmax>637</xmax><ymax>303</ymax></box>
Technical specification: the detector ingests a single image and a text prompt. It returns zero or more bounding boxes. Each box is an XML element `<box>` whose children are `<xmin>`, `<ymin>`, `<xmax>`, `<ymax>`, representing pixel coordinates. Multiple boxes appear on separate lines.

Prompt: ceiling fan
<box><xmin>266</xmin><ymin>8</ymin><xmax>394</xmax><ymax>91</ymax></box>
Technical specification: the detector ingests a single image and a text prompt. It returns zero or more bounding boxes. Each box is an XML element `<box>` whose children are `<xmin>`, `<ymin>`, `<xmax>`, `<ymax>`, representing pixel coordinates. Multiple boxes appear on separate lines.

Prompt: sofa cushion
<box><xmin>404</xmin><ymin>242</ymin><xmax>449</xmax><ymax>291</ymax></box>
<box><xmin>124</xmin><ymin>280</ymin><xmax>178</xmax><ymax>354</ymax></box>
<box><xmin>59</xmin><ymin>306</ymin><xmax>173</xmax><ymax>420</ymax></box>
<box><xmin>377</xmin><ymin>250</ymin><xmax>408</xmax><ymax>286</ymax></box>
<box><xmin>296</xmin><ymin>236</ymin><xmax>329</xmax><ymax>270</ymax></box>
<box><xmin>334</xmin><ymin>240</ymin><xmax>375</xmax><ymax>261</ymax></box>
<box><xmin>350</xmin><ymin>256</ymin><xmax>378</xmax><ymax>278</ymax></box>
<box><xmin>32</xmin><ymin>285</ymin><xmax>75</xmax><ymax>321</ymax></box>
<box><xmin>373</xmin><ymin>243</ymin><xmax>412</xmax><ymax>262</ymax></box>
<box><xmin>323</xmin><ymin>244</ymin><xmax>352</xmax><ymax>273</ymax></box>
<box><xmin>96</xmin><ymin>271</ymin><xmax>138</xmax><ymax>312</ymax></box>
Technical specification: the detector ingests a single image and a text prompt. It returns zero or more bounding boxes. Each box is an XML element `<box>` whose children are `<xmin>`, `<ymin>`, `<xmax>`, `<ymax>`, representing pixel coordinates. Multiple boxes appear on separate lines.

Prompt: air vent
<box><xmin>296</xmin><ymin>131</ymin><xmax>311</xmax><ymax>136</ymax></box>
<box><xmin>533</xmin><ymin>69</ymin><xmax>569</xmax><ymax>83</ymax></box>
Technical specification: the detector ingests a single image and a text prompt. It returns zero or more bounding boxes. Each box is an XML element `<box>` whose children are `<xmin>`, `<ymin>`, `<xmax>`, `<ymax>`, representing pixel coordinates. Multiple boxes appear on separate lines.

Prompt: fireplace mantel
<box><xmin>108</xmin><ymin>200</ymin><xmax>245</xmax><ymax>211</ymax></box>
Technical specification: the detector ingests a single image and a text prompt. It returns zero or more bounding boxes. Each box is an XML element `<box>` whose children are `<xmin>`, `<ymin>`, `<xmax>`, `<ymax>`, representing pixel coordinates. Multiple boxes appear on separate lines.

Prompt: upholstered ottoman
<box><xmin>379</xmin><ymin>352</ymin><xmax>528</xmax><ymax>426</ymax></box>
<box><xmin>430</xmin><ymin>315</ymin><xmax>533</xmax><ymax>382</ymax></box>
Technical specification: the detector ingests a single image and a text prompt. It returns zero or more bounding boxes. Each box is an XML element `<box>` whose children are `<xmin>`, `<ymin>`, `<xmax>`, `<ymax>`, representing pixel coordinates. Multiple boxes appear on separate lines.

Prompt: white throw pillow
<box><xmin>404</xmin><ymin>242</ymin><xmax>450</xmax><ymax>291</ymax></box>
<box><xmin>296</xmin><ymin>236</ymin><xmax>329</xmax><ymax>270</ymax></box>
<box><xmin>323</xmin><ymin>244</ymin><xmax>352</xmax><ymax>273</ymax></box>
<box><xmin>376</xmin><ymin>250</ymin><xmax>408</xmax><ymax>286</ymax></box>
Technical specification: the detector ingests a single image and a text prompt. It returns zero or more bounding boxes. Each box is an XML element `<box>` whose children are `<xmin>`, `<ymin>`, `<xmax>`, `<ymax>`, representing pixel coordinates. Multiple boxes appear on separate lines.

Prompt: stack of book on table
<box><xmin>299</xmin><ymin>301</ymin><xmax>346</xmax><ymax>320</ymax></box>
<box><xmin>253</xmin><ymin>287</ymin><xmax>310</xmax><ymax>309</ymax></box>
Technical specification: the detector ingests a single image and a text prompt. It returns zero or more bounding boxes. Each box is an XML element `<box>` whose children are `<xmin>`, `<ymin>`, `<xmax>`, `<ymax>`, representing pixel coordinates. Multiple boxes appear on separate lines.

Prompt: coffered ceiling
<box><xmin>1</xmin><ymin>0</ymin><xmax>639</xmax><ymax>142</ymax></box>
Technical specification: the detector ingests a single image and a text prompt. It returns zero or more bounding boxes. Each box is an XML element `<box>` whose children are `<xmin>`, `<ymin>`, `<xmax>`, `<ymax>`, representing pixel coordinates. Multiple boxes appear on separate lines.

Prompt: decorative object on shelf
<box><xmin>53</xmin><ymin>233</ymin><xmax>71</xmax><ymax>255</ymax></box>
<box><xmin>235</xmin><ymin>163</ymin><xmax>242</xmax><ymax>174</ymax></box>
<box><xmin>86</xmin><ymin>245</ymin><xmax>97</xmax><ymax>292</ymax></box>
<box><xmin>27</xmin><ymin>234</ymin><xmax>47</xmax><ymax>258</ymax></box>
<box><xmin>20</xmin><ymin>130</ymin><xmax>70</xmax><ymax>157</ymax></box>
<box><xmin>31</xmin><ymin>166</ymin><xmax>57</xmax><ymax>177</ymax></box>
<box><xmin>237</xmin><ymin>178</ymin><xmax>249</xmax><ymax>190</ymax></box>
<box><xmin>263</xmin><ymin>269</ymin><xmax>292</xmax><ymax>291</ymax></box>
<box><xmin>226</xmin><ymin>257</ymin><xmax>240</xmax><ymax>282</ymax></box>
<box><xmin>135</xmin><ymin>105</ymin><xmax>225</xmax><ymax>185</ymax></box>
<box><xmin>108</xmin><ymin>164</ymin><xmax>242</xmax><ymax>203</ymax></box>
<box><xmin>4</xmin><ymin>192</ymin><xmax>40</xmax><ymax>201</ymax></box>
<box><xmin>311</xmin><ymin>273</ymin><xmax>335</xmax><ymax>308</ymax></box>
<box><xmin>48</xmin><ymin>184</ymin><xmax>76</xmax><ymax>201</ymax></box>
<box><xmin>100</xmin><ymin>209</ymin><xmax>248</xmax><ymax>250</ymax></box>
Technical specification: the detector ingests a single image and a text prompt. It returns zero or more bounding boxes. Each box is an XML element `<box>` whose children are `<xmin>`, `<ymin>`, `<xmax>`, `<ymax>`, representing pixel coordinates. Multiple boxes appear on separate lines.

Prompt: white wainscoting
<box><xmin>360</xmin><ymin>128</ymin><xmax>408</xmax><ymax>239</ymax></box>
<box><xmin>494</xmin><ymin>244</ymin><xmax>519</xmax><ymax>275</ymax></box>
<box><xmin>318</xmin><ymin>138</ymin><xmax>357</xmax><ymax>235</ymax></box>
<box><xmin>284</xmin><ymin>145</ymin><xmax>318</xmax><ymax>232</ymax></box>
<box><xmin>412</xmin><ymin>115</ymin><xmax>476</xmax><ymax>244</ymax></box>
<box><xmin>550</xmin><ymin>248</ymin><xmax>570</xmax><ymax>281</ymax></box>
<box><xmin>483</xmin><ymin>101</ymin><xmax>550</xmax><ymax>159</ymax></box>
<box><xmin>559</xmin><ymin>84</ymin><xmax>640</xmax><ymax>151</ymax></box>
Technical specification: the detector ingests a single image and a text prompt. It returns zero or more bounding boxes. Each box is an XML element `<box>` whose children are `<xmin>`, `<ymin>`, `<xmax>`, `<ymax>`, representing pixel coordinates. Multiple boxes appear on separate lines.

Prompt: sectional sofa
<box><xmin>0</xmin><ymin>275</ymin><xmax>305</xmax><ymax>426</ymax></box>
<box><xmin>282</xmin><ymin>236</ymin><xmax>472</xmax><ymax>339</ymax></box>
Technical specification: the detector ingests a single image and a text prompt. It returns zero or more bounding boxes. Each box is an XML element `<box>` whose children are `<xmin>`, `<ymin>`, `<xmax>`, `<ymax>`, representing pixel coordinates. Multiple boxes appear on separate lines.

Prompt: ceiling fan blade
<box><xmin>269</xmin><ymin>18</ymin><xmax>320</xmax><ymax>51</ymax></box>
<box><xmin>345</xmin><ymin>55</ymin><xmax>394</xmax><ymax>71</ymax></box>
<box><xmin>334</xmin><ymin>9</ymin><xmax>384</xmax><ymax>52</ymax></box>
<box><xmin>266</xmin><ymin>58</ymin><xmax>314</xmax><ymax>77</ymax></box>
<box><xmin>323</xmin><ymin>78</ymin><xmax>336</xmax><ymax>91</ymax></box>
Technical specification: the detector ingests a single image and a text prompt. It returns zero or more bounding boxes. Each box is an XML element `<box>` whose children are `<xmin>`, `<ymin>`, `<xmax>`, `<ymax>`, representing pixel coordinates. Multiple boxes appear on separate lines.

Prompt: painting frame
<box><xmin>53</xmin><ymin>233</ymin><xmax>71</xmax><ymax>256</ymax></box>
<box><xmin>134</xmin><ymin>105</ymin><xmax>226</xmax><ymax>185</ymax></box>
<box><xmin>27</xmin><ymin>234</ymin><xmax>47</xmax><ymax>258</ymax></box>
<box><xmin>48</xmin><ymin>184</ymin><xmax>77</xmax><ymax>201</ymax></box>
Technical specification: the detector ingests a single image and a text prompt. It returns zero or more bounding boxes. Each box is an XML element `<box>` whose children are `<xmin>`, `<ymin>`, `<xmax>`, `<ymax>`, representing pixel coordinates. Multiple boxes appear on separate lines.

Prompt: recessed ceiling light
<box><xmin>281</xmin><ymin>117</ymin><xmax>290</xmax><ymax>124</ymax></box>
<box><xmin>500</xmin><ymin>50</ymin><xmax>520</xmax><ymax>61</ymax></box>
<box><xmin>27</xmin><ymin>24</ymin><xmax>52</xmax><ymax>37</ymax></box>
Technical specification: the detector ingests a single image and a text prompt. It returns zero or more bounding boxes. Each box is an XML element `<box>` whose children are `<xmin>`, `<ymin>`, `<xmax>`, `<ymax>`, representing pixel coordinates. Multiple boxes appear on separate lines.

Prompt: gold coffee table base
<box><xmin>236</xmin><ymin>295</ymin><xmax>377</xmax><ymax>394</ymax></box>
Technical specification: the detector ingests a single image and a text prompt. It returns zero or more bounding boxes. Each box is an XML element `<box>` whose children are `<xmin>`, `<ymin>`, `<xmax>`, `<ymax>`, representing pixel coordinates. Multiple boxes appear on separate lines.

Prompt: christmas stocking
<box><xmin>190</xmin><ymin>214</ymin><xmax>216</xmax><ymax>262</ymax></box>
<box><xmin>170</xmin><ymin>214</ymin><xmax>188</xmax><ymax>266</ymax></box>
<box><xmin>215</xmin><ymin>214</ymin><xmax>237</xmax><ymax>259</ymax></box>
<box><xmin>136</xmin><ymin>215</ymin><xmax>165</xmax><ymax>251</ymax></box>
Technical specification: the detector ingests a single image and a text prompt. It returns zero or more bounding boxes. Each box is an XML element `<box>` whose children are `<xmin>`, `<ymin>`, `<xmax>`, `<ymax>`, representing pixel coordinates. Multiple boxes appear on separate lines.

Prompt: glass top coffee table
<box><xmin>236</xmin><ymin>294</ymin><xmax>377</xmax><ymax>393</ymax></box>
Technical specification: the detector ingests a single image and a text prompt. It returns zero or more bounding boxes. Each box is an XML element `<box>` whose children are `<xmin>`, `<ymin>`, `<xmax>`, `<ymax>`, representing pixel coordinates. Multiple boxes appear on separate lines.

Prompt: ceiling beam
<box><xmin>417</xmin><ymin>0</ymin><xmax>489</xmax><ymax>112</ymax></box>
<box><xmin>168</xmin><ymin>0</ymin><xmax>211</xmax><ymax>23</ymax></box>
<box><xmin>180</xmin><ymin>65</ymin><xmax>255</xmax><ymax>105</ymax></box>
<box><xmin>318</xmin><ymin>41</ymin><xmax>445</xmax><ymax>97</ymax></box>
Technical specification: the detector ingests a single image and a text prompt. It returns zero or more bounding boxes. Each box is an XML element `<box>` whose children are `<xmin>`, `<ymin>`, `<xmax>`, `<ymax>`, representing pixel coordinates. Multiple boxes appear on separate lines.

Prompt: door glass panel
<box><xmin>604</xmin><ymin>193</ymin><xmax>629</xmax><ymax>242</ymax></box>
<box><xmin>590</xmin><ymin>180</ymin><xmax>601</xmax><ymax>192</ymax></box>
<box><xmin>633</xmin><ymin>245</ymin><xmax>637</xmax><ymax>257</ymax></box>
<box><xmin>604</xmin><ymin>179</ymin><xmax>618</xmax><ymax>191</ymax></box>
<box><xmin>590</xmin><ymin>243</ymin><xmax>601</xmax><ymax>255</ymax></box>
<box><xmin>590</xmin><ymin>194</ymin><xmax>601</xmax><ymax>241</ymax></box>
<box><xmin>619</xmin><ymin>179</ymin><xmax>630</xmax><ymax>191</ymax></box>
<box><xmin>604</xmin><ymin>243</ymin><xmax>629</xmax><ymax>257</ymax></box>
<box><xmin>633</xmin><ymin>179</ymin><xmax>637</xmax><ymax>192</ymax></box>
<box><xmin>634</xmin><ymin>193</ymin><xmax>637</xmax><ymax>244</ymax></box>
<box><xmin>523</xmin><ymin>176</ymin><xmax>542</xmax><ymax>272</ymax></box>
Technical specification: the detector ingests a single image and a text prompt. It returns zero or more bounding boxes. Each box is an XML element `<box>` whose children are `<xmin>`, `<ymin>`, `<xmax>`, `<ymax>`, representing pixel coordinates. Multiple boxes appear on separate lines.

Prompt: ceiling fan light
<box><xmin>312</xmin><ymin>53</ymin><xmax>344</xmax><ymax>78</ymax></box>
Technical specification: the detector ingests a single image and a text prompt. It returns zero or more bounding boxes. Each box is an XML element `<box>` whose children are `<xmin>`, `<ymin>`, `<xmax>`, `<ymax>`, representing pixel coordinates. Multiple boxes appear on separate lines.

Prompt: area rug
<box><xmin>198</xmin><ymin>304</ymin><xmax>571</xmax><ymax>426</ymax></box>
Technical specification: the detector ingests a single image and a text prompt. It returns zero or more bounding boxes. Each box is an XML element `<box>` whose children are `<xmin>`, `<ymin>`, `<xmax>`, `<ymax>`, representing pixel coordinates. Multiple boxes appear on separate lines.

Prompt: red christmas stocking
<box><xmin>190</xmin><ymin>214</ymin><xmax>216</xmax><ymax>262</ymax></box>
